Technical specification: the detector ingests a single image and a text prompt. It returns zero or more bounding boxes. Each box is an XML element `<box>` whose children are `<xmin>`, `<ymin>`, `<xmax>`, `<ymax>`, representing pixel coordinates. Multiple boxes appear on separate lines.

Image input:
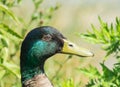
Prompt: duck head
<box><xmin>20</xmin><ymin>26</ymin><xmax>94</xmax><ymax>83</ymax></box>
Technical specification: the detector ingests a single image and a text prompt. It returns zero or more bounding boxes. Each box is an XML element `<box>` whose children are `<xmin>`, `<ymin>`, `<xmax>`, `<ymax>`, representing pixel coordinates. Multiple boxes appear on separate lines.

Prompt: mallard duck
<box><xmin>20</xmin><ymin>26</ymin><xmax>93</xmax><ymax>87</ymax></box>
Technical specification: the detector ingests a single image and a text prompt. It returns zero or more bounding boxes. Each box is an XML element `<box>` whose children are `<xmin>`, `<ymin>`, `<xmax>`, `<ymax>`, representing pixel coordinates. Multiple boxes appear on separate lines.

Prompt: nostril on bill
<box><xmin>69</xmin><ymin>44</ymin><xmax>73</xmax><ymax>47</ymax></box>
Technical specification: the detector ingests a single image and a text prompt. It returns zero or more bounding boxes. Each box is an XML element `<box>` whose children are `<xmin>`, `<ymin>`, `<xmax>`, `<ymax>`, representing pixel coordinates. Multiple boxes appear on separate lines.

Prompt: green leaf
<box><xmin>79</xmin><ymin>65</ymin><xmax>101</xmax><ymax>78</ymax></box>
<box><xmin>0</xmin><ymin>34</ymin><xmax>9</xmax><ymax>48</ymax></box>
<box><xmin>79</xmin><ymin>33</ymin><xmax>98</xmax><ymax>43</ymax></box>
<box><xmin>116</xmin><ymin>17</ymin><xmax>120</xmax><ymax>33</ymax></box>
<box><xmin>91</xmin><ymin>24</ymin><xmax>100</xmax><ymax>39</ymax></box>
<box><xmin>80</xmin><ymin>17</ymin><xmax>120</xmax><ymax>57</ymax></box>
<box><xmin>61</xmin><ymin>79</ymin><xmax>74</xmax><ymax>87</ymax></box>
<box><xmin>98</xmin><ymin>16</ymin><xmax>108</xmax><ymax>32</ymax></box>
<box><xmin>0</xmin><ymin>47</ymin><xmax>8</xmax><ymax>62</ymax></box>
<box><xmin>100</xmin><ymin>63</ymin><xmax>115</xmax><ymax>81</ymax></box>
<box><xmin>0</xmin><ymin>4</ymin><xmax>19</xmax><ymax>24</ymax></box>
<box><xmin>0</xmin><ymin>70</ymin><xmax>6</xmax><ymax>80</ymax></box>
<box><xmin>0</xmin><ymin>23</ymin><xmax>22</xmax><ymax>39</ymax></box>
<box><xmin>0</xmin><ymin>63</ymin><xmax>20</xmax><ymax>79</ymax></box>
<box><xmin>0</xmin><ymin>37</ymin><xmax>9</xmax><ymax>47</ymax></box>
<box><xmin>101</xmin><ymin>27</ymin><xmax>110</xmax><ymax>42</ymax></box>
<box><xmin>32</xmin><ymin>0</ymin><xmax>43</xmax><ymax>9</ymax></box>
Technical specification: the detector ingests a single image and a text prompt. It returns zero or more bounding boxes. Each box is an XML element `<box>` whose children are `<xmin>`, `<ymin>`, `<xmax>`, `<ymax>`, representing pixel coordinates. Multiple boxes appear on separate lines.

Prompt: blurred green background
<box><xmin>0</xmin><ymin>0</ymin><xmax>120</xmax><ymax>87</ymax></box>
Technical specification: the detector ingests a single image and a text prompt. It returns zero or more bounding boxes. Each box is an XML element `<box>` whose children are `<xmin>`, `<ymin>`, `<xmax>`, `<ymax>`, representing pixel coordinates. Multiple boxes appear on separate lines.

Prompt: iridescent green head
<box><xmin>20</xmin><ymin>26</ymin><xmax>93</xmax><ymax>83</ymax></box>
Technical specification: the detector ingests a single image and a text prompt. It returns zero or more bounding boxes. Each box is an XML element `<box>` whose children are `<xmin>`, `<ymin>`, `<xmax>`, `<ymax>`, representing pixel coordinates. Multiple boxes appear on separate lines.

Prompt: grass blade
<box><xmin>0</xmin><ymin>23</ymin><xmax>22</xmax><ymax>39</ymax></box>
<box><xmin>0</xmin><ymin>4</ymin><xmax>19</xmax><ymax>24</ymax></box>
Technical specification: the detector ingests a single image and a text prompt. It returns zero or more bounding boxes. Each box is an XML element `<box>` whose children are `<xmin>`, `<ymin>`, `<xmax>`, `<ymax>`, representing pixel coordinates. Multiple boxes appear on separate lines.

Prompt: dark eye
<box><xmin>42</xmin><ymin>34</ymin><xmax>52</xmax><ymax>41</ymax></box>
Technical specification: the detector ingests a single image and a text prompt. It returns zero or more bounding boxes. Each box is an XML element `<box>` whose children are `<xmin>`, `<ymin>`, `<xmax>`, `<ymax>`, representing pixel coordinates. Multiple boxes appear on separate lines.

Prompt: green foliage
<box><xmin>1</xmin><ymin>0</ymin><xmax>120</xmax><ymax>87</ymax></box>
<box><xmin>0</xmin><ymin>23</ymin><xmax>22</xmax><ymax>39</ymax></box>
<box><xmin>0</xmin><ymin>1</ymin><xmax>21</xmax><ymax>86</ymax></box>
<box><xmin>85</xmin><ymin>63</ymin><xmax>119</xmax><ymax>87</ymax></box>
<box><xmin>0</xmin><ymin>0</ymin><xmax>59</xmax><ymax>87</ymax></box>
<box><xmin>60</xmin><ymin>79</ymin><xmax>75</xmax><ymax>87</ymax></box>
<box><xmin>79</xmin><ymin>17</ymin><xmax>120</xmax><ymax>87</ymax></box>
<box><xmin>80</xmin><ymin>17</ymin><xmax>120</xmax><ymax>57</ymax></box>
<box><xmin>79</xmin><ymin>65</ymin><xmax>100</xmax><ymax>79</ymax></box>
<box><xmin>0</xmin><ymin>4</ymin><xmax>19</xmax><ymax>23</ymax></box>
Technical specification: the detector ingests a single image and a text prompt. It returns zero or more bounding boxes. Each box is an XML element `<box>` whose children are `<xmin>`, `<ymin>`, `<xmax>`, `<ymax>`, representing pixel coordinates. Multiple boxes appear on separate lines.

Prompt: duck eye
<box><xmin>42</xmin><ymin>34</ymin><xmax>52</xmax><ymax>41</ymax></box>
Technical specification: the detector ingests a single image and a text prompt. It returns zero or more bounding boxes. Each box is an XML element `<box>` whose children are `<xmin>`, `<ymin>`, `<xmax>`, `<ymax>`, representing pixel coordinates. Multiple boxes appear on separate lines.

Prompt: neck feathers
<box><xmin>23</xmin><ymin>74</ymin><xmax>53</xmax><ymax>87</ymax></box>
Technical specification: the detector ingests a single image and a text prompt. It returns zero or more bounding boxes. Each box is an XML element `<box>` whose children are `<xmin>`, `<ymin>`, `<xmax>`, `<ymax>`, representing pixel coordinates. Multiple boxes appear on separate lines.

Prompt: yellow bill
<box><xmin>61</xmin><ymin>39</ymin><xmax>94</xmax><ymax>57</ymax></box>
